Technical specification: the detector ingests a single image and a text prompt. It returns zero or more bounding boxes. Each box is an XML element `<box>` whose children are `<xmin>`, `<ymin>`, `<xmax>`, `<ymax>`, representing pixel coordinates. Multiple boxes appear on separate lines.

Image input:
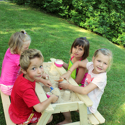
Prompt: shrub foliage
<box><xmin>11</xmin><ymin>0</ymin><xmax>125</xmax><ymax>46</ymax></box>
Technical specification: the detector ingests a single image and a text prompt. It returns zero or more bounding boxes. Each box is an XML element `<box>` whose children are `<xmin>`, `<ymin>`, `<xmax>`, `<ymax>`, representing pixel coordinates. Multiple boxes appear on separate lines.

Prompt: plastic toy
<box><xmin>54</xmin><ymin>60</ymin><xmax>63</xmax><ymax>67</ymax></box>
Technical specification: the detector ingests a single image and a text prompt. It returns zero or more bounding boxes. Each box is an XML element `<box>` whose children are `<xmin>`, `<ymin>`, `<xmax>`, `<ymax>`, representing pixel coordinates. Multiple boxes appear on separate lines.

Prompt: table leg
<box><xmin>37</xmin><ymin>111</ymin><xmax>53</xmax><ymax>125</ymax></box>
<box><xmin>78</xmin><ymin>102</ymin><xmax>88</xmax><ymax>125</ymax></box>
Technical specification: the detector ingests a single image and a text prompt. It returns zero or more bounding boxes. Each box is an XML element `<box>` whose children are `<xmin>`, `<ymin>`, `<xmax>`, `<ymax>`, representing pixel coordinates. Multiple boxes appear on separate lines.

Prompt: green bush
<box><xmin>10</xmin><ymin>0</ymin><xmax>125</xmax><ymax>47</ymax></box>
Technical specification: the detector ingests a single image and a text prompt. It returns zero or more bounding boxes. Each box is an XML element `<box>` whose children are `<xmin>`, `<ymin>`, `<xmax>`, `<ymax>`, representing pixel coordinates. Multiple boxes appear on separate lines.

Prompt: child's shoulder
<box><xmin>6</xmin><ymin>48</ymin><xmax>19</xmax><ymax>56</ymax></box>
<box><xmin>86</xmin><ymin>61</ymin><xmax>93</xmax><ymax>68</ymax></box>
<box><xmin>5</xmin><ymin>48</ymin><xmax>10</xmax><ymax>54</ymax></box>
<box><xmin>17</xmin><ymin>74</ymin><xmax>35</xmax><ymax>89</ymax></box>
<box><xmin>81</xmin><ymin>58</ymin><xmax>88</xmax><ymax>63</ymax></box>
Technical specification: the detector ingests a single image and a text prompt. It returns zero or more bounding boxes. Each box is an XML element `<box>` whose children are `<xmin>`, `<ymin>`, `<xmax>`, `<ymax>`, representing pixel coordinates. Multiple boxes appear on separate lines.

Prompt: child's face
<box><xmin>72</xmin><ymin>45</ymin><xmax>84</xmax><ymax>58</ymax></box>
<box><xmin>24</xmin><ymin>57</ymin><xmax>44</xmax><ymax>82</ymax></box>
<box><xmin>21</xmin><ymin>41</ymin><xmax>30</xmax><ymax>53</ymax></box>
<box><xmin>92</xmin><ymin>53</ymin><xmax>110</xmax><ymax>74</ymax></box>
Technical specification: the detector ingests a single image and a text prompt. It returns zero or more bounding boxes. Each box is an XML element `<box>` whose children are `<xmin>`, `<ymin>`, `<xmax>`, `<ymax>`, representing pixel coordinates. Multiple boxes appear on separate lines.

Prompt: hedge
<box><xmin>10</xmin><ymin>0</ymin><xmax>125</xmax><ymax>47</ymax></box>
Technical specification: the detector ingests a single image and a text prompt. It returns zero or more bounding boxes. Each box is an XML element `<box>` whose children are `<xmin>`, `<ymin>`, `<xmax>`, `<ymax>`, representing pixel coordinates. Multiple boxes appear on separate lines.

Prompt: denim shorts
<box><xmin>87</xmin><ymin>107</ymin><xmax>92</xmax><ymax>114</ymax></box>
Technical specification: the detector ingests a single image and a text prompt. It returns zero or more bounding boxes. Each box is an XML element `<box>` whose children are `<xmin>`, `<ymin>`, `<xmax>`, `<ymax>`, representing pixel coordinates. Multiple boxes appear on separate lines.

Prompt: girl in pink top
<box><xmin>0</xmin><ymin>30</ymin><xmax>31</xmax><ymax>95</ymax></box>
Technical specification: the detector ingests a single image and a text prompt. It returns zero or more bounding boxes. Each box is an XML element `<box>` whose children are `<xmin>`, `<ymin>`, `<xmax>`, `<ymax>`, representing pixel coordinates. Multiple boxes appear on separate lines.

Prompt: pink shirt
<box><xmin>0</xmin><ymin>48</ymin><xmax>20</xmax><ymax>86</ymax></box>
<box><xmin>85</xmin><ymin>62</ymin><xmax>107</xmax><ymax>113</ymax></box>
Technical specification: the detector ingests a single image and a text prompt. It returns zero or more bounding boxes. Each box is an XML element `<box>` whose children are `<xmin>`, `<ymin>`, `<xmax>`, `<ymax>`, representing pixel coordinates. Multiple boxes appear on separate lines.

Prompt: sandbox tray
<box><xmin>35</xmin><ymin>59</ymin><xmax>93</xmax><ymax>125</ymax></box>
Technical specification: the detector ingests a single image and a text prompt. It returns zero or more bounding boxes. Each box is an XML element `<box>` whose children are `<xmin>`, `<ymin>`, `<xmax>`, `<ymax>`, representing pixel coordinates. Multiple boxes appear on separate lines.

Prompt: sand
<box><xmin>42</xmin><ymin>63</ymin><xmax>80</xmax><ymax>103</ymax></box>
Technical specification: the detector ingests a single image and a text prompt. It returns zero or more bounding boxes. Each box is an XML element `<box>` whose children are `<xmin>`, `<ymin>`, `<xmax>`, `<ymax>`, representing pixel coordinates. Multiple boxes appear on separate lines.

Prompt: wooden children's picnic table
<box><xmin>0</xmin><ymin>60</ymin><xmax>105</xmax><ymax>125</ymax></box>
<box><xmin>35</xmin><ymin>61</ymin><xmax>93</xmax><ymax>125</ymax></box>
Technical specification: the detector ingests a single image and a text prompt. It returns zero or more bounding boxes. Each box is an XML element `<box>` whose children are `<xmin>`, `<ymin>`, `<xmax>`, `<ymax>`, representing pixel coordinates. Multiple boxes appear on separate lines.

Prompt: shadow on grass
<box><xmin>48</xmin><ymin>111</ymin><xmax>79</xmax><ymax>125</ymax></box>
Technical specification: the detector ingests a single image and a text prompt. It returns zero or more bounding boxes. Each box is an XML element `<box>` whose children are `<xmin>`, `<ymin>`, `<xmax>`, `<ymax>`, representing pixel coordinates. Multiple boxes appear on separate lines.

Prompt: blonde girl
<box><xmin>58</xmin><ymin>37</ymin><xmax>89</xmax><ymax>86</ymax></box>
<box><xmin>57</xmin><ymin>48</ymin><xmax>113</xmax><ymax>125</ymax></box>
<box><xmin>0</xmin><ymin>30</ymin><xmax>31</xmax><ymax>95</ymax></box>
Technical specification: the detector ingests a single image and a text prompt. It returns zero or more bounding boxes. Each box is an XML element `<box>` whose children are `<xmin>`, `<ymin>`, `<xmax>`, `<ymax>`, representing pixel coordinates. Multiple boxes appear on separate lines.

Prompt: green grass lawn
<box><xmin>0</xmin><ymin>1</ymin><xmax>125</xmax><ymax>125</ymax></box>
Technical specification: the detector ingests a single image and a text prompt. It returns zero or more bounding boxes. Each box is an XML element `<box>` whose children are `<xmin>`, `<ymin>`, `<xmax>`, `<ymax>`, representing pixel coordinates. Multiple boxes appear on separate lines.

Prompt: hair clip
<box><xmin>101</xmin><ymin>48</ymin><xmax>106</xmax><ymax>51</ymax></box>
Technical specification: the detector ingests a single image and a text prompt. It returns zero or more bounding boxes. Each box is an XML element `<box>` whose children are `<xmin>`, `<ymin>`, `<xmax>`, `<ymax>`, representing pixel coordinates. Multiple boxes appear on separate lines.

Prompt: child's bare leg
<box><xmin>57</xmin><ymin>112</ymin><xmax>72</xmax><ymax>125</ymax></box>
<box><xmin>47</xmin><ymin>115</ymin><xmax>53</xmax><ymax>124</ymax></box>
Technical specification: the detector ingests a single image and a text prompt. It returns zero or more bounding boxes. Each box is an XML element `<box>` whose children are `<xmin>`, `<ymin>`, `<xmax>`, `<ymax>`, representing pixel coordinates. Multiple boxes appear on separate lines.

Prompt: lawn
<box><xmin>0</xmin><ymin>1</ymin><xmax>125</xmax><ymax>125</ymax></box>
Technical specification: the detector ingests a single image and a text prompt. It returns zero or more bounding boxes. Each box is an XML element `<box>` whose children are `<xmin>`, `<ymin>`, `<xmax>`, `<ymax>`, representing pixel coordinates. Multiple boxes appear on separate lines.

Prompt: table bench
<box><xmin>0</xmin><ymin>90</ymin><xmax>16</xmax><ymax>125</ymax></box>
<box><xmin>88</xmin><ymin>110</ymin><xmax>105</xmax><ymax>124</ymax></box>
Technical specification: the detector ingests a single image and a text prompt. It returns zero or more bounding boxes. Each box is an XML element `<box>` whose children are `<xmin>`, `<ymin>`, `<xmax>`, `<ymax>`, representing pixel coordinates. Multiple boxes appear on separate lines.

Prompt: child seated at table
<box><xmin>58</xmin><ymin>48</ymin><xmax>113</xmax><ymax>125</ymax></box>
<box><xmin>9</xmin><ymin>49</ymin><xmax>58</xmax><ymax>125</ymax></box>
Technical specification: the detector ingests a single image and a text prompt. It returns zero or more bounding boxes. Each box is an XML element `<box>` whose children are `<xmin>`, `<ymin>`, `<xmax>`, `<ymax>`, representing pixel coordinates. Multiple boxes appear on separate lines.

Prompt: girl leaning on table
<box><xmin>0</xmin><ymin>30</ymin><xmax>31</xmax><ymax>95</ymax></box>
<box><xmin>57</xmin><ymin>48</ymin><xmax>113</xmax><ymax>125</ymax></box>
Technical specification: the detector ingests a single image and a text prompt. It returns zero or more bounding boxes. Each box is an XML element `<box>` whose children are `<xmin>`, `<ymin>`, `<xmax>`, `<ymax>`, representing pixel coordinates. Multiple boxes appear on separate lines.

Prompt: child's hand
<box><xmin>50</xmin><ymin>94</ymin><xmax>59</xmax><ymax>103</ymax></box>
<box><xmin>58</xmin><ymin>82</ymin><xmax>69</xmax><ymax>90</ymax></box>
<box><xmin>42</xmin><ymin>72</ymin><xmax>49</xmax><ymax>79</ymax></box>
<box><xmin>43</xmin><ymin>80</ymin><xmax>52</xmax><ymax>87</ymax></box>
<box><xmin>60</xmin><ymin>70</ymin><xmax>71</xmax><ymax>81</ymax></box>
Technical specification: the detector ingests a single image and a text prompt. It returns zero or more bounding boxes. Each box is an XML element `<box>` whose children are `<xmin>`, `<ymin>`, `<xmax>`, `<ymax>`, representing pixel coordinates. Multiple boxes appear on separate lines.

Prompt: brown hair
<box><xmin>8</xmin><ymin>30</ymin><xmax>31</xmax><ymax>54</ymax></box>
<box><xmin>70</xmin><ymin>37</ymin><xmax>89</xmax><ymax>60</ymax></box>
<box><xmin>20</xmin><ymin>49</ymin><xmax>44</xmax><ymax>71</ymax></box>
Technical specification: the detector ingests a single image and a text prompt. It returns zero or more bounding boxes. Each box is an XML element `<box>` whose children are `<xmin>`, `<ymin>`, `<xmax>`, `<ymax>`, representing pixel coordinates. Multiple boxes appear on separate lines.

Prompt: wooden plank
<box><xmin>35</xmin><ymin>82</ymin><xmax>47</xmax><ymax>101</ymax></box>
<box><xmin>0</xmin><ymin>90</ymin><xmax>16</xmax><ymax>125</ymax></box>
<box><xmin>51</xmin><ymin>62</ymin><xmax>93</xmax><ymax>107</ymax></box>
<box><xmin>93</xmin><ymin>111</ymin><xmax>105</xmax><ymax>124</ymax></box>
<box><xmin>76</xmin><ymin>94</ymin><xmax>93</xmax><ymax>107</ymax></box>
<box><xmin>64</xmin><ymin>122</ymin><xmax>80</xmax><ymax>125</ymax></box>
<box><xmin>35</xmin><ymin>82</ymin><xmax>54</xmax><ymax>125</ymax></box>
<box><xmin>37</xmin><ymin>110</ymin><xmax>53</xmax><ymax>125</ymax></box>
<box><xmin>52</xmin><ymin>101</ymin><xmax>80</xmax><ymax>114</ymax></box>
<box><xmin>64</xmin><ymin>121</ymin><xmax>92</xmax><ymax>125</ymax></box>
<box><xmin>88</xmin><ymin>114</ymin><xmax>99</xmax><ymax>125</ymax></box>
<box><xmin>78</xmin><ymin>101</ymin><xmax>88</xmax><ymax>125</ymax></box>
<box><xmin>68</xmin><ymin>78</ymin><xmax>93</xmax><ymax>107</ymax></box>
<box><xmin>35</xmin><ymin>82</ymin><xmax>54</xmax><ymax>112</ymax></box>
<box><xmin>64</xmin><ymin>122</ymin><xmax>95</xmax><ymax>125</ymax></box>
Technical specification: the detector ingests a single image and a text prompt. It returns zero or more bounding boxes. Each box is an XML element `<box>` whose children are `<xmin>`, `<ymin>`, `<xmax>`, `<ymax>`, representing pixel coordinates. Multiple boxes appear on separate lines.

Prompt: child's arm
<box><xmin>61</xmin><ymin>60</ymin><xmax>88</xmax><ymax>80</ymax></box>
<box><xmin>33</xmin><ymin>94</ymin><xmax>58</xmax><ymax>113</ymax></box>
<box><xmin>75</xmin><ymin>59</ymin><xmax>88</xmax><ymax>84</ymax></box>
<box><xmin>63</xmin><ymin>62</ymin><xmax>68</xmax><ymax>70</ymax></box>
<box><xmin>58</xmin><ymin>82</ymin><xmax>97</xmax><ymax>95</ymax></box>
<box><xmin>36</xmin><ymin>78</ymin><xmax>52</xmax><ymax>87</ymax></box>
<box><xmin>75</xmin><ymin>67</ymin><xmax>86</xmax><ymax>84</ymax></box>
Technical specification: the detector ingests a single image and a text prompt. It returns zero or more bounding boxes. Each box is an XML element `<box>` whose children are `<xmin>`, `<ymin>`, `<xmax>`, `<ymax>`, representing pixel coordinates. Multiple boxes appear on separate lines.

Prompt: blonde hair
<box><xmin>20</xmin><ymin>49</ymin><xmax>44</xmax><ymax>71</ymax></box>
<box><xmin>8</xmin><ymin>30</ymin><xmax>31</xmax><ymax>54</ymax></box>
<box><xmin>93</xmin><ymin>48</ymin><xmax>113</xmax><ymax>71</ymax></box>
